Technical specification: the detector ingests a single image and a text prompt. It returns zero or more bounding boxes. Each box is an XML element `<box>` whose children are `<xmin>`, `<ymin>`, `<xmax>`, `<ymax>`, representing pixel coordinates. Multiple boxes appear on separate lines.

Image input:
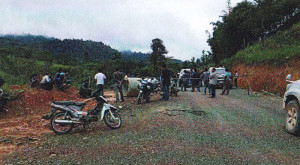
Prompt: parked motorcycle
<box><xmin>137</xmin><ymin>79</ymin><xmax>152</xmax><ymax>104</ymax></box>
<box><xmin>149</xmin><ymin>78</ymin><xmax>161</xmax><ymax>94</ymax></box>
<box><xmin>170</xmin><ymin>79</ymin><xmax>179</xmax><ymax>96</ymax></box>
<box><xmin>44</xmin><ymin>96</ymin><xmax>122</xmax><ymax>134</ymax></box>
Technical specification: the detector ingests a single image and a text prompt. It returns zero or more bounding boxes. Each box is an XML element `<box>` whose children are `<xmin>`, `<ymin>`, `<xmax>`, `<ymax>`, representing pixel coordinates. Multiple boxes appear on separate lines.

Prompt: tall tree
<box><xmin>150</xmin><ymin>38</ymin><xmax>168</xmax><ymax>75</ymax></box>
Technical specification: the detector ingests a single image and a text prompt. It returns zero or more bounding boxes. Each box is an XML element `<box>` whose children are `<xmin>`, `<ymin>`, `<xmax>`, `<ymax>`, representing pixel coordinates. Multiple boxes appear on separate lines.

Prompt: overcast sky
<box><xmin>0</xmin><ymin>0</ymin><xmax>245</xmax><ymax>61</ymax></box>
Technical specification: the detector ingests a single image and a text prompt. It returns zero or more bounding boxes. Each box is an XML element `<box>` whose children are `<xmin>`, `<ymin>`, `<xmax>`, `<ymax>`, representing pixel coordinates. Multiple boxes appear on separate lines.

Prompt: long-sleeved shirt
<box><xmin>209</xmin><ymin>72</ymin><xmax>217</xmax><ymax>85</ymax></box>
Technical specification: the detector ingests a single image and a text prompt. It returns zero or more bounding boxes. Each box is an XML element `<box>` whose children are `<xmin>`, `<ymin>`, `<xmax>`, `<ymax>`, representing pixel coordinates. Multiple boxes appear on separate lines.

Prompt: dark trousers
<box><xmin>235</xmin><ymin>78</ymin><xmax>238</xmax><ymax>88</ymax></box>
<box><xmin>114</xmin><ymin>84</ymin><xmax>124</xmax><ymax>101</ymax></box>
<box><xmin>41</xmin><ymin>82</ymin><xmax>53</xmax><ymax>91</ymax></box>
<box><xmin>221</xmin><ymin>80</ymin><xmax>230</xmax><ymax>95</ymax></box>
<box><xmin>162</xmin><ymin>85</ymin><xmax>170</xmax><ymax>101</ymax></box>
<box><xmin>210</xmin><ymin>84</ymin><xmax>216</xmax><ymax>98</ymax></box>
<box><xmin>181</xmin><ymin>81</ymin><xmax>187</xmax><ymax>91</ymax></box>
<box><xmin>192</xmin><ymin>81</ymin><xmax>200</xmax><ymax>92</ymax></box>
<box><xmin>0</xmin><ymin>97</ymin><xmax>9</xmax><ymax>112</ymax></box>
<box><xmin>204</xmin><ymin>81</ymin><xmax>211</xmax><ymax>94</ymax></box>
<box><xmin>96</xmin><ymin>84</ymin><xmax>104</xmax><ymax>96</ymax></box>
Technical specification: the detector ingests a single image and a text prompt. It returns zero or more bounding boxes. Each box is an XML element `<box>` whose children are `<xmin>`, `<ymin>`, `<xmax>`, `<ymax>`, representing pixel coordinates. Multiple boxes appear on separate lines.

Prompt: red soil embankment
<box><xmin>0</xmin><ymin>87</ymin><xmax>103</xmax><ymax>158</ymax></box>
<box><xmin>232</xmin><ymin>60</ymin><xmax>300</xmax><ymax>96</ymax></box>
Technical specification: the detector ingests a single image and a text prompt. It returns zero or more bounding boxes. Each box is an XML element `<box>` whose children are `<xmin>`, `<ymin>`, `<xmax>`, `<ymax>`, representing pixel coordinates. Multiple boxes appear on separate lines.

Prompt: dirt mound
<box><xmin>0</xmin><ymin>86</ymin><xmax>99</xmax><ymax>159</ymax></box>
<box><xmin>231</xmin><ymin>60</ymin><xmax>300</xmax><ymax>96</ymax></box>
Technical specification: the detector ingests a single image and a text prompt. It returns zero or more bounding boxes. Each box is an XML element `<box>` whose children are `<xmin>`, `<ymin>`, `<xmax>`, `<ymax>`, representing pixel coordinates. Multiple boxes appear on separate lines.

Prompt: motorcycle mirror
<box><xmin>286</xmin><ymin>74</ymin><xmax>292</xmax><ymax>81</ymax></box>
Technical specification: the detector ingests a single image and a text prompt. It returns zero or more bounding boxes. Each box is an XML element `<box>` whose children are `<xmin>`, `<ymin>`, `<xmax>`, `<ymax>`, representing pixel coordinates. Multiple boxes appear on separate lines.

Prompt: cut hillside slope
<box><xmin>231</xmin><ymin>60</ymin><xmax>300</xmax><ymax>96</ymax></box>
<box><xmin>228</xmin><ymin>22</ymin><xmax>300</xmax><ymax>95</ymax></box>
<box><xmin>232</xmin><ymin>22</ymin><xmax>300</xmax><ymax>65</ymax></box>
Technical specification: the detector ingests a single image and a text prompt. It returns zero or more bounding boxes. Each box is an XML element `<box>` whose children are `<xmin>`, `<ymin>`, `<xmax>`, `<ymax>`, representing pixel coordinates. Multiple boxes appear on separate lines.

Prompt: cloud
<box><xmin>0</xmin><ymin>0</ymin><xmax>245</xmax><ymax>61</ymax></box>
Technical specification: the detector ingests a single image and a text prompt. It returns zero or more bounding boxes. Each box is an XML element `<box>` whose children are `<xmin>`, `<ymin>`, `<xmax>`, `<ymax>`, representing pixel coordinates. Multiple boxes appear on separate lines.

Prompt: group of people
<box><xmin>91</xmin><ymin>68</ymin><xmax>125</xmax><ymax>102</ymax></box>
<box><xmin>178</xmin><ymin>68</ymin><xmax>239</xmax><ymax>98</ymax></box>
<box><xmin>30</xmin><ymin>69</ymin><xmax>71</xmax><ymax>91</ymax></box>
<box><xmin>84</xmin><ymin>65</ymin><xmax>172</xmax><ymax>102</ymax></box>
<box><xmin>81</xmin><ymin>64</ymin><xmax>242</xmax><ymax>102</ymax></box>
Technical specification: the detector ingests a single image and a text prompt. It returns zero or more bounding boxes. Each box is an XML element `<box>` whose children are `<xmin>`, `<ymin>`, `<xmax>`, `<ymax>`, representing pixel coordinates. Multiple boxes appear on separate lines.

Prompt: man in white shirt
<box><xmin>41</xmin><ymin>73</ymin><xmax>53</xmax><ymax>91</ymax></box>
<box><xmin>94</xmin><ymin>68</ymin><xmax>106</xmax><ymax>96</ymax></box>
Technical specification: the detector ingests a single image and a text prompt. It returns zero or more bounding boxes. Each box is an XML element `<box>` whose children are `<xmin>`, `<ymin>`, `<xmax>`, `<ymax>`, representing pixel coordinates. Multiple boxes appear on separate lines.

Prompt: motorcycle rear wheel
<box><xmin>104</xmin><ymin>110</ymin><xmax>122</xmax><ymax>129</ymax></box>
<box><xmin>50</xmin><ymin>112</ymin><xmax>73</xmax><ymax>135</ymax></box>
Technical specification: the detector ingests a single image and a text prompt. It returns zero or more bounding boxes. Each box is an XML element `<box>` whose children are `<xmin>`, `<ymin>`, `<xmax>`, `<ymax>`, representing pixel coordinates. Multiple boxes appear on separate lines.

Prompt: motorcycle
<box><xmin>137</xmin><ymin>79</ymin><xmax>152</xmax><ymax>104</ymax></box>
<box><xmin>43</xmin><ymin>96</ymin><xmax>122</xmax><ymax>134</ymax></box>
<box><xmin>170</xmin><ymin>79</ymin><xmax>179</xmax><ymax>96</ymax></box>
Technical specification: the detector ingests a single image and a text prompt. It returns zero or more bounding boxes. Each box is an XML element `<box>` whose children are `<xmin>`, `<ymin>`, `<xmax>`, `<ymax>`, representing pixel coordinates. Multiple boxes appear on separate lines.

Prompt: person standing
<box><xmin>161</xmin><ymin>64</ymin><xmax>171</xmax><ymax>101</ymax></box>
<box><xmin>201</xmin><ymin>68</ymin><xmax>210</xmax><ymax>95</ymax></box>
<box><xmin>113</xmin><ymin>68</ymin><xmax>124</xmax><ymax>102</ymax></box>
<box><xmin>234</xmin><ymin>71</ymin><xmax>239</xmax><ymax>88</ymax></box>
<box><xmin>181</xmin><ymin>70</ymin><xmax>188</xmax><ymax>92</ymax></box>
<box><xmin>209</xmin><ymin>68</ymin><xmax>217</xmax><ymax>98</ymax></box>
<box><xmin>191</xmin><ymin>68</ymin><xmax>200</xmax><ymax>92</ymax></box>
<box><xmin>221</xmin><ymin>68</ymin><xmax>232</xmax><ymax>95</ymax></box>
<box><xmin>94</xmin><ymin>68</ymin><xmax>106</xmax><ymax>97</ymax></box>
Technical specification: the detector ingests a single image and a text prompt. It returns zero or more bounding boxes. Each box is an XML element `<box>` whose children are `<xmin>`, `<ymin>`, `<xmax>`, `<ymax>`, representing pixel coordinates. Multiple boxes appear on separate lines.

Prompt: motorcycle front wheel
<box><xmin>50</xmin><ymin>112</ymin><xmax>74</xmax><ymax>135</ymax></box>
<box><xmin>146</xmin><ymin>94</ymin><xmax>150</xmax><ymax>102</ymax></box>
<box><xmin>104</xmin><ymin>110</ymin><xmax>122</xmax><ymax>129</ymax></box>
<box><xmin>137</xmin><ymin>93</ymin><xmax>142</xmax><ymax>104</ymax></box>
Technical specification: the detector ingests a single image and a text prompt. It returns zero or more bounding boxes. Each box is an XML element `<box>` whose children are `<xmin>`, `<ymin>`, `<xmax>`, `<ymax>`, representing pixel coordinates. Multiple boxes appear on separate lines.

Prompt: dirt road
<box><xmin>1</xmin><ymin>88</ymin><xmax>300</xmax><ymax>164</ymax></box>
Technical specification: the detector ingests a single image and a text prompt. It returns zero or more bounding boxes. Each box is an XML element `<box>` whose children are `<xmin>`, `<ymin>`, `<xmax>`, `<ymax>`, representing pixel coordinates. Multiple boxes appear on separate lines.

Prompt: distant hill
<box><xmin>0</xmin><ymin>34</ymin><xmax>183</xmax><ymax>63</ymax></box>
<box><xmin>120</xmin><ymin>50</ymin><xmax>182</xmax><ymax>64</ymax></box>
<box><xmin>120</xmin><ymin>50</ymin><xmax>150</xmax><ymax>61</ymax></box>
<box><xmin>0</xmin><ymin>34</ymin><xmax>120</xmax><ymax>61</ymax></box>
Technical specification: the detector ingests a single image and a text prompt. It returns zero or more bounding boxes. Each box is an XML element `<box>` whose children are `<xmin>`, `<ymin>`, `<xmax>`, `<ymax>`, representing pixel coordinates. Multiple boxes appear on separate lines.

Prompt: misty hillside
<box><xmin>0</xmin><ymin>34</ymin><xmax>120</xmax><ymax>61</ymax></box>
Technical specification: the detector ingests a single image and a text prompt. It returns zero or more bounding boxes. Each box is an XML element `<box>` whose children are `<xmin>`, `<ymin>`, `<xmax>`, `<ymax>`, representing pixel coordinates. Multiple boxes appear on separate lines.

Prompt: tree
<box><xmin>207</xmin><ymin>0</ymin><xmax>300</xmax><ymax>64</ymax></box>
<box><xmin>150</xmin><ymin>38</ymin><xmax>168</xmax><ymax>76</ymax></box>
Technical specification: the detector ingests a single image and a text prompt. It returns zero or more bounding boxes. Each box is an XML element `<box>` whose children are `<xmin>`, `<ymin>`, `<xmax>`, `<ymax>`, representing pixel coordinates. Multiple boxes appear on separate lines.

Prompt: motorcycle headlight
<box><xmin>147</xmin><ymin>85</ymin><xmax>151</xmax><ymax>89</ymax></box>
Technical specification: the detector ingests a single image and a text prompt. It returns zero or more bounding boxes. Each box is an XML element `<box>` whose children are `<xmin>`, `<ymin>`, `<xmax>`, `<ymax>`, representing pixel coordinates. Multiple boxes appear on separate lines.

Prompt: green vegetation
<box><xmin>207</xmin><ymin>0</ymin><xmax>299</xmax><ymax>64</ymax></box>
<box><xmin>0</xmin><ymin>37</ymin><xmax>183</xmax><ymax>89</ymax></box>
<box><xmin>222</xmin><ymin>22</ymin><xmax>300</xmax><ymax>66</ymax></box>
<box><xmin>233</xmin><ymin>22</ymin><xmax>300</xmax><ymax>65</ymax></box>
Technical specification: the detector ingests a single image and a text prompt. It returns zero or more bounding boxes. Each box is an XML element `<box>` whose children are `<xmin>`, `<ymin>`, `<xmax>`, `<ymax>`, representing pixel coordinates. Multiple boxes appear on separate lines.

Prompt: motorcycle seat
<box><xmin>52</xmin><ymin>101</ymin><xmax>86</xmax><ymax>107</ymax></box>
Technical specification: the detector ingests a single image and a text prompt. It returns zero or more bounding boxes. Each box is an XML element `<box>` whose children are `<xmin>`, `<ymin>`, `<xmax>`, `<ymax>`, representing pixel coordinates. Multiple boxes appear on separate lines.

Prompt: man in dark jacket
<box><xmin>113</xmin><ymin>68</ymin><xmax>124</xmax><ymax>102</ymax></box>
<box><xmin>160</xmin><ymin>64</ymin><xmax>171</xmax><ymax>101</ymax></box>
<box><xmin>191</xmin><ymin>68</ymin><xmax>200</xmax><ymax>92</ymax></box>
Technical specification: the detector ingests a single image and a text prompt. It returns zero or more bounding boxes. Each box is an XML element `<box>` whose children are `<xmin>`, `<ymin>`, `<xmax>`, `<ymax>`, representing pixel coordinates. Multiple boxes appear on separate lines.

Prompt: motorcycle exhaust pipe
<box><xmin>54</xmin><ymin>119</ymin><xmax>82</xmax><ymax>124</ymax></box>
